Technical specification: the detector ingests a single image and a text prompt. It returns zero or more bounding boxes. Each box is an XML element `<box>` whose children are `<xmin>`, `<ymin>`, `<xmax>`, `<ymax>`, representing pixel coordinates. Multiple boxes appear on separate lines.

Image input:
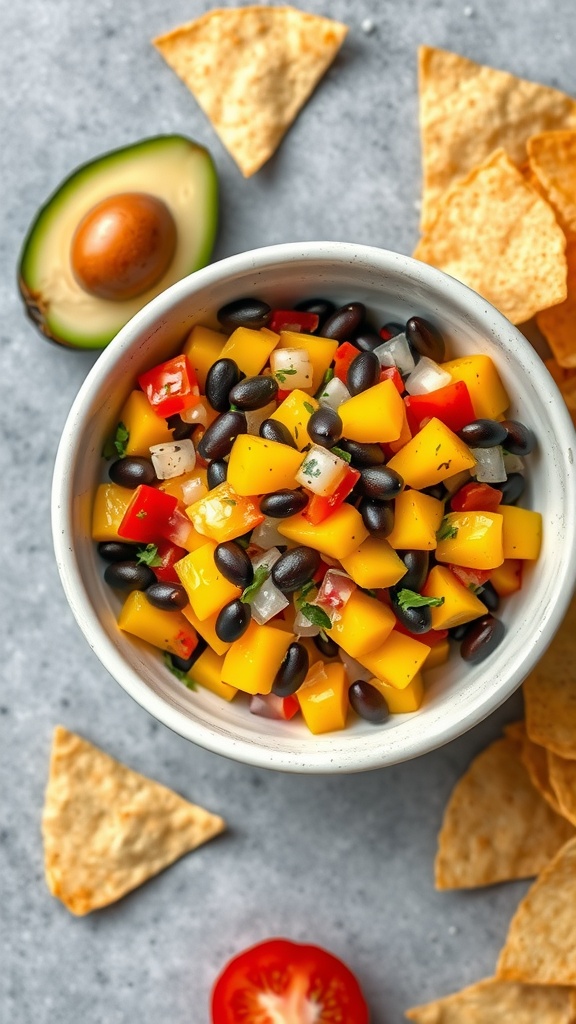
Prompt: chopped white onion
<box><xmin>338</xmin><ymin>649</ymin><xmax>373</xmax><ymax>683</ymax></box>
<box><xmin>249</xmin><ymin>694</ymin><xmax>292</xmax><ymax>720</ymax></box>
<box><xmin>180</xmin><ymin>398</ymin><xmax>210</xmax><ymax>426</ymax></box>
<box><xmin>404</xmin><ymin>356</ymin><xmax>452</xmax><ymax>395</ymax></box>
<box><xmin>244</xmin><ymin>400</ymin><xmax>277</xmax><ymax>435</ymax></box>
<box><xmin>317</xmin><ymin>569</ymin><xmax>356</xmax><ymax>611</ymax></box>
<box><xmin>164</xmin><ymin>509</ymin><xmax>193</xmax><ymax>547</ymax></box>
<box><xmin>251</xmin><ymin>516</ymin><xmax>287</xmax><ymax>550</ymax></box>
<box><xmin>293</xmin><ymin>608</ymin><xmax>320</xmax><ymax>637</ymax></box>
<box><xmin>503</xmin><ymin>452</ymin><xmax>525</xmax><ymax>475</ymax></box>
<box><xmin>470</xmin><ymin>446</ymin><xmax>507</xmax><ymax>483</ymax></box>
<box><xmin>318</xmin><ymin>376</ymin><xmax>351</xmax><ymax>410</ymax></box>
<box><xmin>374</xmin><ymin>333</ymin><xmax>415</xmax><ymax>375</ymax></box>
<box><xmin>149</xmin><ymin>439</ymin><xmax>196</xmax><ymax>479</ymax></box>
<box><xmin>252</xmin><ymin>547</ymin><xmax>282</xmax><ymax>572</ymax></box>
<box><xmin>295</xmin><ymin>444</ymin><xmax>348</xmax><ymax>496</ymax></box>
<box><xmin>269</xmin><ymin>348</ymin><xmax>313</xmax><ymax>390</ymax></box>
<box><xmin>180</xmin><ymin>475</ymin><xmax>208</xmax><ymax>505</ymax></box>
<box><xmin>251</xmin><ymin>581</ymin><xmax>289</xmax><ymax>625</ymax></box>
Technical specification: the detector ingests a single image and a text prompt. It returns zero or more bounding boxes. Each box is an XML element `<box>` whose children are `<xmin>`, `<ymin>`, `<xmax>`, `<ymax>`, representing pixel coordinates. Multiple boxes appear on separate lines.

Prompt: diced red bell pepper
<box><xmin>304</xmin><ymin>466</ymin><xmax>361</xmax><ymax>525</ymax></box>
<box><xmin>379</xmin><ymin>323</ymin><xmax>403</xmax><ymax>341</ymax></box>
<box><xmin>405</xmin><ymin>380</ymin><xmax>475</xmax><ymax>435</ymax></box>
<box><xmin>393</xmin><ymin>619</ymin><xmax>449</xmax><ymax>647</ymax></box>
<box><xmin>379</xmin><ymin>365</ymin><xmax>405</xmax><ymax>394</ymax></box>
<box><xmin>268</xmin><ymin>309</ymin><xmax>320</xmax><ymax>334</ymax></box>
<box><xmin>276</xmin><ymin>388</ymin><xmax>292</xmax><ymax>404</ymax></box>
<box><xmin>118</xmin><ymin>485</ymin><xmax>178</xmax><ymax>544</ymax></box>
<box><xmin>249</xmin><ymin>693</ymin><xmax>300</xmax><ymax>720</ymax></box>
<box><xmin>333</xmin><ymin>342</ymin><xmax>359</xmax><ymax>383</ymax></box>
<box><xmin>138</xmin><ymin>354</ymin><xmax>200</xmax><ymax>418</ymax></box>
<box><xmin>448</xmin><ymin>565</ymin><xmax>492</xmax><ymax>590</ymax></box>
<box><xmin>450</xmin><ymin>481</ymin><xmax>503</xmax><ymax>513</ymax></box>
<box><xmin>152</xmin><ymin>540</ymin><xmax>188</xmax><ymax>584</ymax></box>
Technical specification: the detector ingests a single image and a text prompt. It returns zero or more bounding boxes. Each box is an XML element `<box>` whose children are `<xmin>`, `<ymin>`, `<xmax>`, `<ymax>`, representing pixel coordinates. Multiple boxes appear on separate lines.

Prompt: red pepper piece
<box><xmin>304</xmin><ymin>466</ymin><xmax>361</xmax><ymax>525</ymax></box>
<box><xmin>450</xmin><ymin>481</ymin><xmax>503</xmax><ymax>513</ymax></box>
<box><xmin>268</xmin><ymin>309</ymin><xmax>320</xmax><ymax>334</ymax></box>
<box><xmin>448</xmin><ymin>564</ymin><xmax>492</xmax><ymax>590</ymax></box>
<box><xmin>138</xmin><ymin>354</ymin><xmax>200</xmax><ymax>418</ymax></box>
<box><xmin>405</xmin><ymin>380</ymin><xmax>475</xmax><ymax>435</ymax></box>
<box><xmin>174</xmin><ymin>629</ymin><xmax>199</xmax><ymax>661</ymax></box>
<box><xmin>379</xmin><ymin>365</ymin><xmax>405</xmax><ymax>394</ymax></box>
<box><xmin>118</xmin><ymin>485</ymin><xmax>178</xmax><ymax>544</ymax></box>
<box><xmin>152</xmin><ymin>540</ymin><xmax>188</xmax><ymax>584</ymax></box>
<box><xmin>333</xmin><ymin>341</ymin><xmax>359</xmax><ymax>383</ymax></box>
<box><xmin>393</xmin><ymin>620</ymin><xmax>449</xmax><ymax>647</ymax></box>
<box><xmin>276</xmin><ymin>388</ymin><xmax>292</xmax><ymax>404</ymax></box>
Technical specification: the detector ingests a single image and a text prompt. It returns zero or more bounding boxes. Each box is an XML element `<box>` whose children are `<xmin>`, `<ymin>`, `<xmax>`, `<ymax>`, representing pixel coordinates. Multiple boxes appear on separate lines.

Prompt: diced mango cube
<box><xmin>297</xmin><ymin>661</ymin><xmax>349</xmax><ymax>734</ymax></box>
<box><xmin>387</xmin><ymin>417</ymin><xmax>476</xmax><ymax>490</ymax></box>
<box><xmin>277</xmin><ymin>331</ymin><xmax>339</xmax><ymax>393</ymax></box>
<box><xmin>227</xmin><ymin>435</ymin><xmax>303</xmax><ymax>495</ymax></box>
<box><xmin>490</xmin><ymin>558</ymin><xmax>523</xmax><ymax>596</ymax></box>
<box><xmin>331</xmin><ymin>590</ymin><xmax>396</xmax><ymax>658</ymax></box>
<box><xmin>188</xmin><ymin>647</ymin><xmax>237</xmax><ymax>701</ymax></box>
<box><xmin>499</xmin><ymin>505</ymin><xmax>542</xmax><ymax>560</ymax></box>
<box><xmin>387</xmin><ymin>490</ymin><xmax>445</xmax><ymax>550</ymax></box>
<box><xmin>423</xmin><ymin>639</ymin><xmax>450</xmax><ymax>672</ymax></box>
<box><xmin>181</xmin><ymin>604</ymin><xmax>230</xmax><ymax>656</ymax></box>
<box><xmin>117</xmin><ymin>390</ymin><xmax>173</xmax><ymax>457</ymax></box>
<box><xmin>340</xmin><ymin>537</ymin><xmax>407</xmax><ymax>590</ymax></box>
<box><xmin>186</xmin><ymin>482</ymin><xmax>264</xmax><ymax>543</ymax></box>
<box><xmin>359</xmin><ymin>630</ymin><xmax>431</xmax><ymax>690</ymax></box>
<box><xmin>277</xmin><ymin>504</ymin><xmax>369</xmax><ymax>560</ymax></box>
<box><xmin>91</xmin><ymin>482</ymin><xmax>133</xmax><ymax>542</ymax></box>
<box><xmin>118</xmin><ymin>590</ymin><xmax>198</xmax><ymax>660</ymax></box>
<box><xmin>387</xmin><ymin>400</ymin><xmax>413</xmax><ymax>454</ymax></box>
<box><xmin>369</xmin><ymin>672</ymin><xmax>424</xmax><ymax>713</ymax></box>
<box><xmin>182</xmin><ymin>325</ymin><xmax>227</xmax><ymax>389</ymax></box>
<box><xmin>175</xmin><ymin>542</ymin><xmax>241</xmax><ymax>620</ymax></box>
<box><xmin>435</xmin><ymin>511</ymin><xmax>504</xmax><ymax>570</ymax></box>
<box><xmin>219</xmin><ymin>326</ymin><xmax>279</xmax><ymax>377</ymax></box>
<box><xmin>440</xmin><ymin>355</ymin><xmax>510</xmax><ymax>420</ymax></box>
<box><xmin>421</xmin><ymin>565</ymin><xmax>486</xmax><ymax>629</ymax></box>
<box><xmin>221</xmin><ymin>620</ymin><xmax>294</xmax><ymax>695</ymax></box>
<box><xmin>270</xmin><ymin>390</ymin><xmax>319</xmax><ymax>450</ymax></box>
<box><xmin>338</xmin><ymin>379</ymin><xmax>405</xmax><ymax>443</ymax></box>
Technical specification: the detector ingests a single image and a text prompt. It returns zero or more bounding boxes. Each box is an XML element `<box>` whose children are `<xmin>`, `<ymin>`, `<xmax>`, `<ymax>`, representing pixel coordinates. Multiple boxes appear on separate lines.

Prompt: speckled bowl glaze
<box><xmin>52</xmin><ymin>242</ymin><xmax>576</xmax><ymax>772</ymax></box>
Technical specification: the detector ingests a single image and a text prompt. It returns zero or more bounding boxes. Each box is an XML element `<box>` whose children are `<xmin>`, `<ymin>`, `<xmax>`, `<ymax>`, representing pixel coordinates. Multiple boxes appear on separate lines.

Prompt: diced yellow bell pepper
<box><xmin>499</xmin><ymin>505</ymin><xmax>542</xmax><ymax>560</ymax></box>
<box><xmin>91</xmin><ymin>482</ymin><xmax>133</xmax><ymax>542</ymax></box>
<box><xmin>277</xmin><ymin>504</ymin><xmax>369</xmax><ymax>560</ymax></box>
<box><xmin>421</xmin><ymin>565</ymin><xmax>486</xmax><ymax>629</ymax></box>
<box><xmin>297</xmin><ymin>661</ymin><xmax>349</xmax><ymax>734</ymax></box>
<box><xmin>158</xmin><ymin>467</ymin><xmax>209</xmax><ymax>506</ymax></box>
<box><xmin>387</xmin><ymin>418</ymin><xmax>477</xmax><ymax>490</ymax></box>
<box><xmin>440</xmin><ymin>355</ymin><xmax>510</xmax><ymax>420</ymax></box>
<box><xmin>227</xmin><ymin>435</ymin><xmax>303</xmax><ymax>495</ymax></box>
<box><xmin>182</xmin><ymin>325</ymin><xmax>227</xmax><ymax>389</ymax></box>
<box><xmin>118</xmin><ymin>590</ymin><xmax>198</xmax><ymax>660</ymax></box>
<box><xmin>175</xmin><ymin>541</ymin><xmax>241</xmax><ymax>620</ymax></box>
<box><xmin>490</xmin><ymin>558</ymin><xmax>523</xmax><ymax>596</ymax></box>
<box><xmin>218</xmin><ymin>326</ymin><xmax>279</xmax><ymax>377</ymax></box>
<box><xmin>187</xmin><ymin>647</ymin><xmax>237</xmax><ymax>701</ymax></box>
<box><xmin>330</xmin><ymin>590</ymin><xmax>396</xmax><ymax>658</ymax></box>
<box><xmin>340</xmin><ymin>537</ymin><xmax>407</xmax><ymax>589</ymax></box>
<box><xmin>338</xmin><ymin>379</ymin><xmax>405</xmax><ymax>443</ymax></box>
<box><xmin>117</xmin><ymin>390</ymin><xmax>173</xmax><ymax>457</ymax></box>
<box><xmin>277</xmin><ymin>331</ymin><xmax>339</xmax><ymax>394</ymax></box>
<box><xmin>359</xmin><ymin>630</ymin><xmax>431</xmax><ymax>690</ymax></box>
<box><xmin>221</xmin><ymin>620</ymin><xmax>294</xmax><ymax>695</ymax></box>
<box><xmin>435</xmin><ymin>511</ymin><xmax>504</xmax><ymax>570</ymax></box>
<box><xmin>387</xmin><ymin>490</ymin><xmax>445</xmax><ymax>550</ymax></box>
<box><xmin>369</xmin><ymin>672</ymin><xmax>424</xmax><ymax>712</ymax></box>
<box><xmin>186</xmin><ymin>482</ymin><xmax>264</xmax><ymax>543</ymax></box>
<box><xmin>270</xmin><ymin>390</ymin><xmax>319</xmax><ymax>450</ymax></box>
<box><xmin>387</xmin><ymin>400</ymin><xmax>413</xmax><ymax>454</ymax></box>
<box><xmin>423</xmin><ymin>639</ymin><xmax>450</xmax><ymax>672</ymax></box>
<box><xmin>181</xmin><ymin>604</ymin><xmax>230</xmax><ymax>656</ymax></box>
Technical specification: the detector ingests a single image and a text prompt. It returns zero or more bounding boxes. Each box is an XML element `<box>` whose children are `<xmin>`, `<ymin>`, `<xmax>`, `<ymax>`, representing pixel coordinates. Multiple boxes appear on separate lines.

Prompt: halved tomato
<box><xmin>211</xmin><ymin>937</ymin><xmax>369</xmax><ymax>1024</ymax></box>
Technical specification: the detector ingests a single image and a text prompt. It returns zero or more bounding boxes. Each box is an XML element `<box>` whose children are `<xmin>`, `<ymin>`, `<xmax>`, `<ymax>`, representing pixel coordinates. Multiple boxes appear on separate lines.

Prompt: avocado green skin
<box><xmin>18</xmin><ymin>135</ymin><xmax>219</xmax><ymax>350</ymax></box>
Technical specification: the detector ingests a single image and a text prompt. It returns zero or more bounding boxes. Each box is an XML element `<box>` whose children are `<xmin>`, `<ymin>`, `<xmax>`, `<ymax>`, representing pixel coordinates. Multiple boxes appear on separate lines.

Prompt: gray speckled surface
<box><xmin>2</xmin><ymin>1</ymin><xmax>574</xmax><ymax>1021</ymax></box>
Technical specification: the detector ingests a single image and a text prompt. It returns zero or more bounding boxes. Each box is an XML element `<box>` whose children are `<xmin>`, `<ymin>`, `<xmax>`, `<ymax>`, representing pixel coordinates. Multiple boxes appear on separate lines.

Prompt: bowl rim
<box><xmin>52</xmin><ymin>241</ymin><xmax>576</xmax><ymax>772</ymax></box>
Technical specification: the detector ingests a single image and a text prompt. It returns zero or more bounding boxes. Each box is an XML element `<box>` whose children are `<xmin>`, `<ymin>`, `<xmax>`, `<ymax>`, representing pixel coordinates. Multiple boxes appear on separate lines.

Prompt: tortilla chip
<box><xmin>545</xmin><ymin>358</ymin><xmax>576</xmax><ymax>423</ymax></box>
<box><xmin>42</xmin><ymin>726</ymin><xmax>225</xmax><ymax>915</ymax></box>
<box><xmin>537</xmin><ymin>240</ymin><xmax>576</xmax><ymax>368</ymax></box>
<box><xmin>434</xmin><ymin>736</ymin><xmax>574</xmax><ymax>889</ymax></box>
<box><xmin>414</xmin><ymin>149</ymin><xmax>567</xmax><ymax>325</ymax></box>
<box><xmin>405</xmin><ymin>977</ymin><xmax>575</xmax><ymax>1022</ymax></box>
<box><xmin>528</xmin><ymin>130</ymin><xmax>576</xmax><ymax>237</ymax></box>
<box><xmin>548</xmin><ymin>752</ymin><xmax>576</xmax><ymax>826</ymax></box>
<box><xmin>523</xmin><ymin>596</ymin><xmax>576</xmax><ymax>759</ymax></box>
<box><xmin>497</xmin><ymin>836</ymin><xmax>576</xmax><ymax>985</ymax></box>
<box><xmin>505</xmin><ymin>720</ymin><xmax>566</xmax><ymax>816</ymax></box>
<box><xmin>153</xmin><ymin>6</ymin><xmax>348</xmax><ymax>177</ymax></box>
<box><xmin>418</xmin><ymin>46</ymin><xmax>576</xmax><ymax>229</ymax></box>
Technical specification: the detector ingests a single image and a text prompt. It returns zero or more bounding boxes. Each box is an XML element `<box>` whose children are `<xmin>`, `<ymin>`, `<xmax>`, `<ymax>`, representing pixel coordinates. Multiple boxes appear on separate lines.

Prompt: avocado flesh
<box><xmin>19</xmin><ymin>135</ymin><xmax>218</xmax><ymax>349</ymax></box>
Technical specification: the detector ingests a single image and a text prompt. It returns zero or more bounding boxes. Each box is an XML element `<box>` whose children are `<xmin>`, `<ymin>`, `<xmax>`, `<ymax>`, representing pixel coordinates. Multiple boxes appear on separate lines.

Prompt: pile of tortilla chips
<box><xmin>406</xmin><ymin>594</ymin><xmax>576</xmax><ymax>1020</ymax></box>
<box><xmin>414</xmin><ymin>47</ymin><xmax>576</xmax><ymax>427</ymax></box>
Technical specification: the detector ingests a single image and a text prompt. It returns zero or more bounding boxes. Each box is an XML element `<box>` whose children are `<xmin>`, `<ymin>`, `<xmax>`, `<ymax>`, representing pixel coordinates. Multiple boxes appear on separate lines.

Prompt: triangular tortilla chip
<box><xmin>497</xmin><ymin>836</ymin><xmax>576</xmax><ymax>985</ymax></box>
<box><xmin>524</xmin><ymin>595</ymin><xmax>576</xmax><ymax>759</ymax></box>
<box><xmin>505</xmin><ymin>720</ymin><xmax>566</xmax><ymax>816</ymax></box>
<box><xmin>153</xmin><ymin>6</ymin><xmax>348</xmax><ymax>177</ymax></box>
<box><xmin>418</xmin><ymin>46</ymin><xmax>576</xmax><ymax>229</ymax></box>
<box><xmin>548</xmin><ymin>751</ymin><xmax>576</xmax><ymax>826</ymax></box>
<box><xmin>528</xmin><ymin>130</ymin><xmax>576</xmax><ymax>237</ymax></box>
<box><xmin>545</xmin><ymin>357</ymin><xmax>576</xmax><ymax>425</ymax></box>
<box><xmin>414</xmin><ymin>150</ymin><xmax>567</xmax><ymax>324</ymax></box>
<box><xmin>537</xmin><ymin>239</ymin><xmax>576</xmax><ymax>367</ymax></box>
<box><xmin>434</xmin><ymin>736</ymin><xmax>574</xmax><ymax>889</ymax></box>
<box><xmin>405</xmin><ymin>977</ymin><xmax>575</xmax><ymax>1022</ymax></box>
<box><xmin>42</xmin><ymin>726</ymin><xmax>225</xmax><ymax>915</ymax></box>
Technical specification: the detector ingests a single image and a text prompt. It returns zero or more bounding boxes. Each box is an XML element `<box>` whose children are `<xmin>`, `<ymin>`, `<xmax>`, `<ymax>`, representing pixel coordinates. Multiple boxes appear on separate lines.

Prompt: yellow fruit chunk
<box><xmin>277</xmin><ymin>331</ymin><xmax>338</xmax><ymax>393</ymax></box>
<box><xmin>338</xmin><ymin>379</ymin><xmax>405</xmax><ymax>443</ymax></box>
<box><xmin>359</xmin><ymin>630</ymin><xmax>431</xmax><ymax>690</ymax></box>
<box><xmin>440</xmin><ymin>354</ymin><xmax>510</xmax><ymax>420</ymax></box>
<box><xmin>175</xmin><ymin>542</ymin><xmax>240</xmax><ymax>620</ymax></box>
<box><xmin>297</xmin><ymin>661</ymin><xmax>349</xmax><ymax>734</ymax></box>
<box><xmin>387</xmin><ymin>490</ymin><xmax>445</xmax><ymax>550</ymax></box>
<box><xmin>118</xmin><ymin>590</ymin><xmax>198</xmax><ymax>660</ymax></box>
<box><xmin>370</xmin><ymin>672</ymin><xmax>424</xmax><ymax>713</ymax></box>
<box><xmin>221</xmin><ymin>620</ymin><xmax>294</xmax><ymax>695</ymax></box>
<box><xmin>424</xmin><ymin>639</ymin><xmax>450</xmax><ymax>672</ymax></box>
<box><xmin>490</xmin><ymin>557</ymin><xmax>523</xmax><ymax>596</ymax></box>
<box><xmin>421</xmin><ymin>565</ymin><xmax>486</xmax><ymax>629</ymax></box>
<box><xmin>188</xmin><ymin>647</ymin><xmax>237</xmax><ymax>701</ymax></box>
<box><xmin>186</xmin><ymin>482</ymin><xmax>264</xmax><ymax>542</ymax></box>
<box><xmin>500</xmin><ymin>505</ymin><xmax>543</xmax><ymax>559</ymax></box>
<box><xmin>182</xmin><ymin>324</ymin><xmax>227</xmax><ymax>389</ymax></box>
<box><xmin>227</xmin><ymin>435</ymin><xmax>303</xmax><ymax>495</ymax></box>
<box><xmin>277</xmin><ymin>504</ymin><xmax>369</xmax><ymax>560</ymax></box>
<box><xmin>181</xmin><ymin>604</ymin><xmax>230</xmax><ymax>656</ymax></box>
<box><xmin>340</xmin><ymin>537</ymin><xmax>407</xmax><ymax>589</ymax></box>
<box><xmin>91</xmin><ymin>482</ymin><xmax>133</xmax><ymax>542</ymax></box>
<box><xmin>387</xmin><ymin>417</ymin><xmax>476</xmax><ymax>490</ymax></box>
<box><xmin>331</xmin><ymin>590</ymin><xmax>396</xmax><ymax>658</ymax></box>
<box><xmin>436</xmin><ymin>511</ymin><xmax>504</xmax><ymax>570</ymax></box>
<box><xmin>118</xmin><ymin>390</ymin><xmax>173</xmax><ymax>457</ymax></box>
<box><xmin>218</xmin><ymin>326</ymin><xmax>279</xmax><ymax>376</ymax></box>
<box><xmin>387</xmin><ymin>400</ymin><xmax>413</xmax><ymax>454</ymax></box>
<box><xmin>270</xmin><ymin>390</ymin><xmax>319</xmax><ymax>450</ymax></box>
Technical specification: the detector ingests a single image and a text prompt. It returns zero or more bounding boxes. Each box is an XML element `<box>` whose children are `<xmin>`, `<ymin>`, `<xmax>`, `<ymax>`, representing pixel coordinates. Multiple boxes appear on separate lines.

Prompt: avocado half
<box><xmin>18</xmin><ymin>135</ymin><xmax>218</xmax><ymax>349</ymax></box>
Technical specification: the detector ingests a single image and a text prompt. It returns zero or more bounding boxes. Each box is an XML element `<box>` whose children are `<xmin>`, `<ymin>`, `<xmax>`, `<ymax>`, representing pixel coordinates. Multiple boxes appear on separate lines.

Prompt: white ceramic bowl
<box><xmin>52</xmin><ymin>242</ymin><xmax>576</xmax><ymax>772</ymax></box>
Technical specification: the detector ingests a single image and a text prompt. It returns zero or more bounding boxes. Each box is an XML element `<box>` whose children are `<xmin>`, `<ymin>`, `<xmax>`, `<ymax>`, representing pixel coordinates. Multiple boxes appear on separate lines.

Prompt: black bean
<box><xmin>354</xmin><ymin>328</ymin><xmax>383</xmax><ymax>353</ymax></box>
<box><xmin>405</xmin><ymin>316</ymin><xmax>446</xmax><ymax>362</ymax></box>
<box><xmin>271</xmin><ymin>546</ymin><xmax>321</xmax><ymax>593</ymax></box>
<box><xmin>205</xmin><ymin>358</ymin><xmax>242</xmax><ymax>412</ymax></box>
<box><xmin>229</xmin><ymin>375</ymin><xmax>278</xmax><ymax>411</ymax></box>
<box><xmin>478</xmin><ymin>581</ymin><xmax>500</xmax><ymax>613</ymax></box>
<box><xmin>214</xmin><ymin>542</ymin><xmax>254</xmax><ymax>590</ymax></box>
<box><xmin>392</xmin><ymin>598</ymin><xmax>432</xmax><ymax>635</ymax></box>
<box><xmin>457</xmin><ymin>419</ymin><xmax>508</xmax><ymax>448</ymax></box>
<box><xmin>358</xmin><ymin>466</ymin><xmax>404</xmax><ymax>500</ymax></box>
<box><xmin>260</xmin><ymin>489</ymin><xmax>309</xmax><ymax>518</ymax></box>
<box><xmin>294</xmin><ymin>298</ymin><xmax>336</xmax><ymax>327</ymax></box>
<box><xmin>104</xmin><ymin>561</ymin><xmax>155</xmax><ymax>591</ymax></box>
<box><xmin>320</xmin><ymin>302</ymin><xmax>365</xmax><ymax>341</ymax></box>
<box><xmin>347</xmin><ymin>350</ymin><xmax>380</xmax><ymax>396</ymax></box>
<box><xmin>98</xmin><ymin>541</ymin><xmax>138</xmax><ymax>562</ymax></box>
<box><xmin>460</xmin><ymin>614</ymin><xmax>505</xmax><ymax>664</ymax></box>
<box><xmin>215</xmin><ymin>599</ymin><xmax>251</xmax><ymax>642</ymax></box>
<box><xmin>272</xmin><ymin>642</ymin><xmax>310</xmax><ymax>697</ymax></box>
<box><xmin>313</xmin><ymin>633</ymin><xmax>339</xmax><ymax>659</ymax></box>
<box><xmin>145</xmin><ymin>582</ymin><xmax>188</xmax><ymax>611</ymax></box>
<box><xmin>500</xmin><ymin>472</ymin><xmax>525</xmax><ymax>505</ymax></box>
<box><xmin>169</xmin><ymin>639</ymin><xmax>207</xmax><ymax>673</ymax></box>
<box><xmin>399</xmin><ymin>551</ymin><xmax>429</xmax><ymax>592</ymax></box>
<box><xmin>501</xmin><ymin>420</ymin><xmax>536</xmax><ymax>456</ymax></box>
<box><xmin>259</xmin><ymin>418</ymin><xmax>298</xmax><ymax>448</ymax></box>
<box><xmin>349</xmin><ymin>680</ymin><xmax>390</xmax><ymax>724</ymax></box>
<box><xmin>207</xmin><ymin>459</ymin><xmax>228</xmax><ymax>489</ymax></box>
<box><xmin>217</xmin><ymin>298</ymin><xmax>271</xmax><ymax>332</ymax></box>
<box><xmin>197</xmin><ymin>410</ymin><xmax>247</xmax><ymax>461</ymax></box>
<box><xmin>359</xmin><ymin>498</ymin><xmax>394</xmax><ymax>537</ymax></box>
<box><xmin>168</xmin><ymin>415</ymin><xmax>195</xmax><ymax>441</ymax></box>
<box><xmin>109</xmin><ymin>456</ymin><xmax>156</xmax><ymax>488</ymax></box>
<box><xmin>306</xmin><ymin>407</ymin><xmax>342</xmax><ymax>448</ymax></box>
<box><xmin>337</xmin><ymin>439</ymin><xmax>385</xmax><ymax>468</ymax></box>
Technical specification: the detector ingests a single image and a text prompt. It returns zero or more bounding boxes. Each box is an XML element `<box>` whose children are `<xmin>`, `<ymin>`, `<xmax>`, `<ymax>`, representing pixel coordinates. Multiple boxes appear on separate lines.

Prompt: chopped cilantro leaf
<box><xmin>241</xmin><ymin>565</ymin><xmax>270</xmax><ymax>604</ymax></box>
<box><xmin>396</xmin><ymin>589</ymin><xmax>445</xmax><ymax>611</ymax></box>
<box><xmin>294</xmin><ymin>581</ymin><xmax>317</xmax><ymax>610</ymax></box>
<box><xmin>135</xmin><ymin>509</ymin><xmax>147</xmax><ymax>519</ymax></box>
<box><xmin>301</xmin><ymin>457</ymin><xmax>321</xmax><ymax>478</ymax></box>
<box><xmin>300</xmin><ymin>603</ymin><xmax>332</xmax><ymax>630</ymax></box>
<box><xmin>136</xmin><ymin>544</ymin><xmax>163</xmax><ymax>568</ymax></box>
<box><xmin>436</xmin><ymin>519</ymin><xmax>459</xmax><ymax>541</ymax></box>
<box><xmin>162</xmin><ymin>651</ymin><xmax>196</xmax><ymax>687</ymax></box>
<box><xmin>331</xmin><ymin>446</ymin><xmax>351</xmax><ymax>464</ymax></box>
<box><xmin>303</xmin><ymin>401</ymin><xmax>316</xmax><ymax>415</ymax></box>
<box><xmin>101</xmin><ymin>421</ymin><xmax>129</xmax><ymax>460</ymax></box>
<box><xmin>314</xmin><ymin>367</ymin><xmax>334</xmax><ymax>398</ymax></box>
<box><xmin>274</xmin><ymin>367</ymin><xmax>298</xmax><ymax>384</ymax></box>
<box><xmin>222</xmin><ymin>498</ymin><xmax>237</xmax><ymax>506</ymax></box>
